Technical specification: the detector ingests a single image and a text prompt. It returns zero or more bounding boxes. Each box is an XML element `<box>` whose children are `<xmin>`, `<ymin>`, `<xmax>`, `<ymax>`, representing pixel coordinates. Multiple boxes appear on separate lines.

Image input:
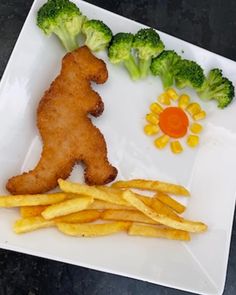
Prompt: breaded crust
<box><xmin>7</xmin><ymin>46</ymin><xmax>117</xmax><ymax>194</ymax></box>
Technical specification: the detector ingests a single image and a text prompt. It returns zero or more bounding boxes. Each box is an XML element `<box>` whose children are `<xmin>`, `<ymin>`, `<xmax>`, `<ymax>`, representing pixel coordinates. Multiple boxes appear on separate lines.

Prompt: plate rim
<box><xmin>0</xmin><ymin>1</ymin><xmax>236</xmax><ymax>295</ymax></box>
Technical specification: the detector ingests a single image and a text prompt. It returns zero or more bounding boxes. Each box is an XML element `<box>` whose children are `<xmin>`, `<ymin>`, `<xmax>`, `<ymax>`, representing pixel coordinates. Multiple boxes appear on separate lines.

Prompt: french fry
<box><xmin>57</xmin><ymin>221</ymin><xmax>131</xmax><ymax>237</ymax></box>
<box><xmin>0</xmin><ymin>193</ymin><xmax>69</xmax><ymax>207</ymax></box>
<box><xmin>98</xmin><ymin>186</ymin><xmax>154</xmax><ymax>206</ymax></box>
<box><xmin>112</xmin><ymin>179</ymin><xmax>190</xmax><ymax>196</ymax></box>
<box><xmin>7</xmin><ymin>178</ymin><xmax>205</xmax><ymax>242</ymax></box>
<box><xmin>96</xmin><ymin>186</ymin><xmax>124</xmax><ymax>195</ymax></box>
<box><xmin>101</xmin><ymin>209</ymin><xmax>158</xmax><ymax>225</ymax></box>
<box><xmin>109</xmin><ymin>191</ymin><xmax>180</xmax><ymax>220</ymax></box>
<box><xmin>150</xmin><ymin>198</ymin><xmax>181</xmax><ymax>221</ymax></box>
<box><xmin>155</xmin><ymin>192</ymin><xmax>186</xmax><ymax>214</ymax></box>
<box><xmin>20</xmin><ymin>205</ymin><xmax>48</xmax><ymax>218</ymax></box>
<box><xmin>58</xmin><ymin>179</ymin><xmax>128</xmax><ymax>205</ymax></box>
<box><xmin>14</xmin><ymin>216</ymin><xmax>55</xmax><ymax>234</ymax></box>
<box><xmin>88</xmin><ymin>200</ymin><xmax>134</xmax><ymax>210</ymax></box>
<box><xmin>122</xmin><ymin>190</ymin><xmax>207</xmax><ymax>233</ymax></box>
<box><xmin>41</xmin><ymin>197</ymin><xmax>94</xmax><ymax>220</ymax></box>
<box><xmin>135</xmin><ymin>195</ymin><xmax>153</xmax><ymax>206</ymax></box>
<box><xmin>128</xmin><ymin>223</ymin><xmax>190</xmax><ymax>241</ymax></box>
<box><xmin>55</xmin><ymin>210</ymin><xmax>101</xmax><ymax>223</ymax></box>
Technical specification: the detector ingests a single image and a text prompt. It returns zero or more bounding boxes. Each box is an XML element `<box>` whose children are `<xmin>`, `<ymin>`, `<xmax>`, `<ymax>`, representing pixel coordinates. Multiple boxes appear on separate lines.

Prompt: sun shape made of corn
<box><xmin>144</xmin><ymin>88</ymin><xmax>206</xmax><ymax>154</ymax></box>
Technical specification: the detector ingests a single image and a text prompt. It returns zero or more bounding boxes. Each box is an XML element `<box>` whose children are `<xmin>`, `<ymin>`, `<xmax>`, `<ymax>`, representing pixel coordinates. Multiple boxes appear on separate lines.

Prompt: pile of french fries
<box><xmin>0</xmin><ymin>178</ymin><xmax>207</xmax><ymax>241</ymax></box>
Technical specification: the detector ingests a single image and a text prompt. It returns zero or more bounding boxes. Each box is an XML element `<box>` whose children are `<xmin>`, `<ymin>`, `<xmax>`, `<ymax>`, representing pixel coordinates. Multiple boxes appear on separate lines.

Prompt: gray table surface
<box><xmin>0</xmin><ymin>1</ymin><xmax>236</xmax><ymax>294</ymax></box>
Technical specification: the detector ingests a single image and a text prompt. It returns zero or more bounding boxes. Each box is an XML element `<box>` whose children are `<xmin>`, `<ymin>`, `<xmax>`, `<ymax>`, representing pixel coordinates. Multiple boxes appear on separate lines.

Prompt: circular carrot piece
<box><xmin>159</xmin><ymin>107</ymin><xmax>189</xmax><ymax>138</ymax></box>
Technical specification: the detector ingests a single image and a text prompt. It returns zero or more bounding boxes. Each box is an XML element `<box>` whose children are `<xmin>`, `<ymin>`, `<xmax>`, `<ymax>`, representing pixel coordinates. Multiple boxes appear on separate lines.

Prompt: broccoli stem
<box><xmin>84</xmin><ymin>31</ymin><xmax>98</xmax><ymax>51</ymax></box>
<box><xmin>124</xmin><ymin>56</ymin><xmax>140</xmax><ymax>80</ymax></box>
<box><xmin>175</xmin><ymin>78</ymin><xmax>187</xmax><ymax>89</ymax></box>
<box><xmin>86</xmin><ymin>35</ymin><xmax>106</xmax><ymax>52</ymax></box>
<box><xmin>85</xmin><ymin>36</ymin><xmax>97</xmax><ymax>51</ymax></box>
<box><xmin>197</xmin><ymin>90</ymin><xmax>212</xmax><ymax>100</ymax></box>
<box><xmin>54</xmin><ymin>24</ymin><xmax>78</xmax><ymax>52</ymax></box>
<box><xmin>198</xmin><ymin>83</ymin><xmax>226</xmax><ymax>100</ymax></box>
<box><xmin>139</xmin><ymin>59</ymin><xmax>151</xmax><ymax>79</ymax></box>
<box><xmin>161</xmin><ymin>73</ymin><xmax>174</xmax><ymax>90</ymax></box>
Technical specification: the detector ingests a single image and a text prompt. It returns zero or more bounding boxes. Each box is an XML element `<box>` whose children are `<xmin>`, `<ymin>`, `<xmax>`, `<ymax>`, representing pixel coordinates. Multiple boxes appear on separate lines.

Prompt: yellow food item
<box><xmin>190</xmin><ymin>122</ymin><xmax>203</xmax><ymax>134</ymax></box>
<box><xmin>20</xmin><ymin>205</ymin><xmax>48</xmax><ymax>218</ymax></box>
<box><xmin>155</xmin><ymin>192</ymin><xmax>186</xmax><ymax>214</ymax></box>
<box><xmin>166</xmin><ymin>88</ymin><xmax>179</xmax><ymax>101</ymax></box>
<box><xmin>178</xmin><ymin>94</ymin><xmax>190</xmax><ymax>109</ymax></box>
<box><xmin>144</xmin><ymin>124</ymin><xmax>159</xmax><ymax>136</ymax></box>
<box><xmin>112</xmin><ymin>179</ymin><xmax>190</xmax><ymax>196</ymax></box>
<box><xmin>186</xmin><ymin>103</ymin><xmax>201</xmax><ymax>116</ymax></box>
<box><xmin>170</xmin><ymin>141</ymin><xmax>183</xmax><ymax>154</ymax></box>
<box><xmin>158</xmin><ymin>93</ymin><xmax>171</xmax><ymax>105</ymax></box>
<box><xmin>150</xmin><ymin>102</ymin><xmax>163</xmax><ymax>115</ymax></box>
<box><xmin>55</xmin><ymin>210</ymin><xmax>101</xmax><ymax>223</ymax></box>
<box><xmin>58</xmin><ymin>179</ymin><xmax>128</xmax><ymax>206</ymax></box>
<box><xmin>154</xmin><ymin>135</ymin><xmax>170</xmax><ymax>149</ymax></box>
<box><xmin>151</xmin><ymin>198</ymin><xmax>181</xmax><ymax>221</ymax></box>
<box><xmin>89</xmin><ymin>200</ymin><xmax>134</xmax><ymax>210</ymax></box>
<box><xmin>128</xmin><ymin>223</ymin><xmax>190</xmax><ymax>241</ymax></box>
<box><xmin>41</xmin><ymin>196</ymin><xmax>94</xmax><ymax>220</ymax></box>
<box><xmin>122</xmin><ymin>190</ymin><xmax>207</xmax><ymax>233</ymax></box>
<box><xmin>0</xmin><ymin>193</ymin><xmax>69</xmax><ymax>207</ymax></box>
<box><xmin>101</xmin><ymin>209</ymin><xmax>158</xmax><ymax>225</ymax></box>
<box><xmin>57</xmin><ymin>221</ymin><xmax>130</xmax><ymax>237</ymax></box>
<box><xmin>14</xmin><ymin>217</ymin><xmax>55</xmax><ymax>234</ymax></box>
<box><xmin>2</xmin><ymin>176</ymin><xmax>209</xmax><ymax>241</ymax></box>
<box><xmin>187</xmin><ymin>135</ymin><xmax>199</xmax><ymax>147</ymax></box>
<box><xmin>193</xmin><ymin>111</ymin><xmax>206</xmax><ymax>120</ymax></box>
<box><xmin>145</xmin><ymin>113</ymin><xmax>159</xmax><ymax>125</ymax></box>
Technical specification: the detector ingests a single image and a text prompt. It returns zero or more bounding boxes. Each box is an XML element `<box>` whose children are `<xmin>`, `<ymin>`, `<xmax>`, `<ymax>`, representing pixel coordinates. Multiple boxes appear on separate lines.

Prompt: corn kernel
<box><xmin>187</xmin><ymin>135</ymin><xmax>199</xmax><ymax>148</ymax></box>
<box><xmin>150</xmin><ymin>102</ymin><xmax>163</xmax><ymax>115</ymax></box>
<box><xmin>146</xmin><ymin>113</ymin><xmax>159</xmax><ymax>125</ymax></box>
<box><xmin>170</xmin><ymin>141</ymin><xmax>183</xmax><ymax>154</ymax></box>
<box><xmin>190</xmin><ymin>123</ymin><xmax>203</xmax><ymax>134</ymax></box>
<box><xmin>186</xmin><ymin>103</ymin><xmax>201</xmax><ymax>116</ymax></box>
<box><xmin>193</xmin><ymin>110</ymin><xmax>206</xmax><ymax>121</ymax></box>
<box><xmin>166</xmin><ymin>88</ymin><xmax>179</xmax><ymax>101</ymax></box>
<box><xmin>178</xmin><ymin>94</ymin><xmax>190</xmax><ymax>109</ymax></box>
<box><xmin>154</xmin><ymin>135</ymin><xmax>170</xmax><ymax>149</ymax></box>
<box><xmin>144</xmin><ymin>124</ymin><xmax>160</xmax><ymax>136</ymax></box>
<box><xmin>158</xmin><ymin>93</ymin><xmax>171</xmax><ymax>105</ymax></box>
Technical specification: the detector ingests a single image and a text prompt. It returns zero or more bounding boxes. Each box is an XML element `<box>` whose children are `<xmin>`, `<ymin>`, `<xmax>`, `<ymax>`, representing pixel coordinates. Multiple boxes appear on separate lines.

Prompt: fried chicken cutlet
<box><xmin>7</xmin><ymin>46</ymin><xmax>117</xmax><ymax>195</ymax></box>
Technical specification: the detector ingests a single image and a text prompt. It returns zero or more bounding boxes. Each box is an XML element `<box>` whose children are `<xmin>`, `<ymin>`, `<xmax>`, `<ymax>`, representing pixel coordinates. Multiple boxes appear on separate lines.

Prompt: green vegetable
<box><xmin>82</xmin><ymin>19</ymin><xmax>112</xmax><ymax>52</ymax></box>
<box><xmin>37</xmin><ymin>0</ymin><xmax>86</xmax><ymax>52</ymax></box>
<box><xmin>174</xmin><ymin>59</ymin><xmax>205</xmax><ymax>90</ymax></box>
<box><xmin>133</xmin><ymin>28</ymin><xmax>165</xmax><ymax>78</ymax></box>
<box><xmin>197</xmin><ymin>69</ymin><xmax>235</xmax><ymax>108</ymax></box>
<box><xmin>108</xmin><ymin>32</ymin><xmax>140</xmax><ymax>80</ymax></box>
<box><xmin>150</xmin><ymin>50</ymin><xmax>181</xmax><ymax>89</ymax></box>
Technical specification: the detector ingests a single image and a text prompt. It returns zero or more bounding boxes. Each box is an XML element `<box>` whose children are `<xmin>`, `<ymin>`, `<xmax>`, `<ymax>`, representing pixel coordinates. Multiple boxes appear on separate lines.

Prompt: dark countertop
<box><xmin>0</xmin><ymin>1</ymin><xmax>236</xmax><ymax>294</ymax></box>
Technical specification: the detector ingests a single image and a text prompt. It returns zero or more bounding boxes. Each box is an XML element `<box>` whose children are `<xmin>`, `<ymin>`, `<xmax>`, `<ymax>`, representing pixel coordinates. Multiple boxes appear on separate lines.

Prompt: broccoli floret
<box><xmin>108</xmin><ymin>32</ymin><xmax>140</xmax><ymax>80</ymax></box>
<box><xmin>174</xmin><ymin>59</ymin><xmax>205</xmax><ymax>90</ymax></box>
<box><xmin>150</xmin><ymin>50</ymin><xmax>181</xmax><ymax>89</ymax></box>
<box><xmin>37</xmin><ymin>0</ymin><xmax>86</xmax><ymax>52</ymax></box>
<box><xmin>197</xmin><ymin>69</ymin><xmax>235</xmax><ymax>108</ymax></box>
<box><xmin>82</xmin><ymin>19</ymin><xmax>112</xmax><ymax>52</ymax></box>
<box><xmin>133</xmin><ymin>28</ymin><xmax>165</xmax><ymax>79</ymax></box>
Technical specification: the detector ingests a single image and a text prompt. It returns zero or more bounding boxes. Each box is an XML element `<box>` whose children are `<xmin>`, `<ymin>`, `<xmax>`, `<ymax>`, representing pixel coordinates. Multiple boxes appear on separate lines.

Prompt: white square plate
<box><xmin>0</xmin><ymin>1</ymin><xmax>236</xmax><ymax>294</ymax></box>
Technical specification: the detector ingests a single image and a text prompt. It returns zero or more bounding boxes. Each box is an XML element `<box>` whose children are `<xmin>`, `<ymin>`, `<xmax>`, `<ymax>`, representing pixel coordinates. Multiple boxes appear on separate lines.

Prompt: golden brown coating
<box><xmin>7</xmin><ymin>46</ymin><xmax>117</xmax><ymax>194</ymax></box>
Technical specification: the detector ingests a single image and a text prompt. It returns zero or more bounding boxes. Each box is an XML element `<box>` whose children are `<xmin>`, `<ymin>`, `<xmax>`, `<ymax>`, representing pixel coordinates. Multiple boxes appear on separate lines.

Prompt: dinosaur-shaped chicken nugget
<box><xmin>7</xmin><ymin>46</ymin><xmax>117</xmax><ymax>194</ymax></box>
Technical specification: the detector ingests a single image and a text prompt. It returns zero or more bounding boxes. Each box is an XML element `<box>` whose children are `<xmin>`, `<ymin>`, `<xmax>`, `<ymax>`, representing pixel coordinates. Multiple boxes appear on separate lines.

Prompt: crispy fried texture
<box><xmin>7</xmin><ymin>46</ymin><xmax>117</xmax><ymax>194</ymax></box>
